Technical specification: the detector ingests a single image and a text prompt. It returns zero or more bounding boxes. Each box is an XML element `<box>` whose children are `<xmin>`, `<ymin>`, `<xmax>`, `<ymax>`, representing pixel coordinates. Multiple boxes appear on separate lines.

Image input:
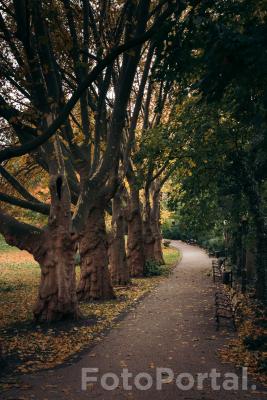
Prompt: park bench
<box><xmin>214</xmin><ymin>289</ymin><xmax>241</xmax><ymax>331</ymax></box>
<box><xmin>212</xmin><ymin>257</ymin><xmax>233</xmax><ymax>287</ymax></box>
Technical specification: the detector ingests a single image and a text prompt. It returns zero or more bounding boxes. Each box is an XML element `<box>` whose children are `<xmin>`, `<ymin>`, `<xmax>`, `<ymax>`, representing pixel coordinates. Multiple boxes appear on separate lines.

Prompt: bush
<box><xmin>162</xmin><ymin>223</ymin><xmax>181</xmax><ymax>240</ymax></box>
<box><xmin>144</xmin><ymin>260</ymin><xmax>164</xmax><ymax>277</ymax></box>
<box><xmin>163</xmin><ymin>240</ymin><xmax>171</xmax><ymax>248</ymax></box>
<box><xmin>199</xmin><ymin>237</ymin><xmax>225</xmax><ymax>253</ymax></box>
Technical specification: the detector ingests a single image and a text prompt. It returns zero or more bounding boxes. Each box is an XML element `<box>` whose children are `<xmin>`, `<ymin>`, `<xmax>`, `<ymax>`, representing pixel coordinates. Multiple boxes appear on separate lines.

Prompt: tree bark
<box><xmin>245</xmin><ymin>182</ymin><xmax>266</xmax><ymax>302</ymax></box>
<box><xmin>33</xmin><ymin>156</ymin><xmax>80</xmax><ymax>321</ymax></box>
<box><xmin>143</xmin><ymin>184</ymin><xmax>156</xmax><ymax>262</ymax></box>
<box><xmin>254</xmin><ymin>217</ymin><xmax>266</xmax><ymax>301</ymax></box>
<box><xmin>33</xmin><ymin>227</ymin><xmax>79</xmax><ymax>322</ymax></box>
<box><xmin>246</xmin><ymin>245</ymin><xmax>256</xmax><ymax>281</ymax></box>
<box><xmin>151</xmin><ymin>185</ymin><xmax>164</xmax><ymax>264</ymax></box>
<box><xmin>77</xmin><ymin>207</ymin><xmax>115</xmax><ymax>300</ymax></box>
<box><xmin>0</xmin><ymin>165</ymin><xmax>80</xmax><ymax>322</ymax></box>
<box><xmin>126</xmin><ymin>181</ymin><xmax>145</xmax><ymax>276</ymax></box>
<box><xmin>235</xmin><ymin>225</ymin><xmax>243</xmax><ymax>278</ymax></box>
<box><xmin>109</xmin><ymin>189</ymin><xmax>130</xmax><ymax>285</ymax></box>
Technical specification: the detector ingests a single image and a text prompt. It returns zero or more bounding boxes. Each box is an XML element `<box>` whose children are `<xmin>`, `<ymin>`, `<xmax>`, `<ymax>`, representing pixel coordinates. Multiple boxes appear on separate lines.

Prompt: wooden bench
<box><xmin>212</xmin><ymin>258</ymin><xmax>233</xmax><ymax>288</ymax></box>
<box><xmin>215</xmin><ymin>289</ymin><xmax>240</xmax><ymax>331</ymax></box>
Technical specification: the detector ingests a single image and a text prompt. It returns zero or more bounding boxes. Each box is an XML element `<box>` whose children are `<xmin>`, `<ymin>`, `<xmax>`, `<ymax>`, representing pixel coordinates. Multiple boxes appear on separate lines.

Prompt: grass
<box><xmin>164</xmin><ymin>246</ymin><xmax>182</xmax><ymax>265</ymax></box>
<box><xmin>0</xmin><ymin>235</ymin><xmax>17</xmax><ymax>253</ymax></box>
<box><xmin>0</xmin><ymin>242</ymin><xmax>180</xmax><ymax>384</ymax></box>
<box><xmin>0</xmin><ymin>262</ymin><xmax>39</xmax><ymax>324</ymax></box>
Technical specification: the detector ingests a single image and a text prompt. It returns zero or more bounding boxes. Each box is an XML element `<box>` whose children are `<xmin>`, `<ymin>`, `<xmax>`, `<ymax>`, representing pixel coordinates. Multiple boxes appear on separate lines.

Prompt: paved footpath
<box><xmin>3</xmin><ymin>241</ymin><xmax>266</xmax><ymax>400</ymax></box>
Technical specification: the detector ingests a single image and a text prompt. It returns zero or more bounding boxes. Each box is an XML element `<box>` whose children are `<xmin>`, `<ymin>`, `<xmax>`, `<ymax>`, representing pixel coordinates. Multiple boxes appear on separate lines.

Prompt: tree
<box><xmin>0</xmin><ymin>0</ymin><xmax>181</xmax><ymax>318</ymax></box>
<box><xmin>109</xmin><ymin>184</ymin><xmax>129</xmax><ymax>286</ymax></box>
<box><xmin>157</xmin><ymin>0</ymin><xmax>267</xmax><ymax>301</ymax></box>
<box><xmin>165</xmin><ymin>93</ymin><xmax>266</xmax><ymax>300</ymax></box>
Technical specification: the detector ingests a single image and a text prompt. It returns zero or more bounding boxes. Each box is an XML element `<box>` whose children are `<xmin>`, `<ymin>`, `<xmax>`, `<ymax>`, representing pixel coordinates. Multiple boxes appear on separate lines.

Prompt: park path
<box><xmin>3</xmin><ymin>241</ymin><xmax>265</xmax><ymax>400</ymax></box>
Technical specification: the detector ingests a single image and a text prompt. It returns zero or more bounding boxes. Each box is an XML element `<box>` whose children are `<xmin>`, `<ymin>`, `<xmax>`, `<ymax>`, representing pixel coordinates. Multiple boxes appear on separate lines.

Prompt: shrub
<box><xmin>200</xmin><ymin>237</ymin><xmax>225</xmax><ymax>253</ymax></box>
<box><xmin>162</xmin><ymin>223</ymin><xmax>181</xmax><ymax>240</ymax></box>
<box><xmin>163</xmin><ymin>240</ymin><xmax>171</xmax><ymax>248</ymax></box>
<box><xmin>144</xmin><ymin>260</ymin><xmax>163</xmax><ymax>277</ymax></box>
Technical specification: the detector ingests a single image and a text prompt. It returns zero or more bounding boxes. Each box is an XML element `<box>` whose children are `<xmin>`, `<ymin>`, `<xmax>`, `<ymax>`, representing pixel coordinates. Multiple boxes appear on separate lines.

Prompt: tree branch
<box><xmin>0</xmin><ymin>165</ymin><xmax>42</xmax><ymax>204</ymax></box>
<box><xmin>0</xmin><ymin>1</ymin><xmax>177</xmax><ymax>163</ymax></box>
<box><xmin>0</xmin><ymin>207</ymin><xmax>43</xmax><ymax>253</ymax></box>
<box><xmin>0</xmin><ymin>192</ymin><xmax>50</xmax><ymax>215</ymax></box>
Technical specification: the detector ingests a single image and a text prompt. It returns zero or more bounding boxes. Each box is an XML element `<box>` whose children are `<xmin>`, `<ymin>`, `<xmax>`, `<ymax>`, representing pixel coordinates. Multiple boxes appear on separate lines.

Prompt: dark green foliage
<box><xmin>144</xmin><ymin>260</ymin><xmax>164</xmax><ymax>277</ymax></box>
<box><xmin>200</xmin><ymin>237</ymin><xmax>225</xmax><ymax>253</ymax></box>
<box><xmin>162</xmin><ymin>223</ymin><xmax>181</xmax><ymax>240</ymax></box>
<box><xmin>157</xmin><ymin>0</ymin><xmax>267</xmax><ymax>300</ymax></box>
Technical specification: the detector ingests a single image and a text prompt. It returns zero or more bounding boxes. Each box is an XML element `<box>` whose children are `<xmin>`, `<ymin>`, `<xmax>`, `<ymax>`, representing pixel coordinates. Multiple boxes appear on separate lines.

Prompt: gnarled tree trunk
<box><xmin>0</xmin><ymin>166</ymin><xmax>80</xmax><ymax>322</ymax></box>
<box><xmin>77</xmin><ymin>206</ymin><xmax>115</xmax><ymax>300</ymax></box>
<box><xmin>126</xmin><ymin>181</ymin><xmax>145</xmax><ymax>277</ymax></box>
<box><xmin>33</xmin><ymin>149</ymin><xmax>80</xmax><ymax>321</ymax></box>
<box><xmin>109</xmin><ymin>189</ymin><xmax>129</xmax><ymax>285</ymax></box>
<box><xmin>33</xmin><ymin>227</ymin><xmax>79</xmax><ymax>321</ymax></box>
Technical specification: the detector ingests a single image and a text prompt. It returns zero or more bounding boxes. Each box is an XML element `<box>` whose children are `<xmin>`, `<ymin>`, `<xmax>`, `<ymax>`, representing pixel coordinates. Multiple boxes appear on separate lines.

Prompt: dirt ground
<box><xmin>2</xmin><ymin>241</ymin><xmax>266</xmax><ymax>399</ymax></box>
<box><xmin>0</xmin><ymin>250</ymin><xmax>34</xmax><ymax>264</ymax></box>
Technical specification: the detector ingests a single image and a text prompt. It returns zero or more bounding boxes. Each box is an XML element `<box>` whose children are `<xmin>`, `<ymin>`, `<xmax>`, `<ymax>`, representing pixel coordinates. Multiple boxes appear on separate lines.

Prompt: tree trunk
<box><xmin>109</xmin><ymin>190</ymin><xmax>129</xmax><ymax>285</ymax></box>
<box><xmin>151</xmin><ymin>185</ymin><xmax>164</xmax><ymax>264</ymax></box>
<box><xmin>254</xmin><ymin>219</ymin><xmax>266</xmax><ymax>301</ymax></box>
<box><xmin>233</xmin><ymin>224</ymin><xmax>244</xmax><ymax>284</ymax></box>
<box><xmin>126</xmin><ymin>183</ymin><xmax>145</xmax><ymax>276</ymax></box>
<box><xmin>245</xmin><ymin>182</ymin><xmax>266</xmax><ymax>302</ymax></box>
<box><xmin>33</xmin><ymin>228</ymin><xmax>79</xmax><ymax>321</ymax></box>
<box><xmin>143</xmin><ymin>185</ymin><xmax>156</xmax><ymax>262</ymax></box>
<box><xmin>0</xmin><ymin>162</ymin><xmax>80</xmax><ymax>322</ymax></box>
<box><xmin>246</xmin><ymin>245</ymin><xmax>256</xmax><ymax>282</ymax></box>
<box><xmin>77</xmin><ymin>207</ymin><xmax>115</xmax><ymax>300</ymax></box>
<box><xmin>33</xmin><ymin>161</ymin><xmax>80</xmax><ymax>321</ymax></box>
<box><xmin>240</xmin><ymin>219</ymin><xmax>248</xmax><ymax>293</ymax></box>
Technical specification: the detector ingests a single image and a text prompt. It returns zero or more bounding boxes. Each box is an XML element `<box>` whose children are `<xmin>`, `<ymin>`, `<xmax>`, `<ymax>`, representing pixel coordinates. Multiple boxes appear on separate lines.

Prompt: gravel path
<box><xmin>3</xmin><ymin>241</ymin><xmax>265</xmax><ymax>399</ymax></box>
